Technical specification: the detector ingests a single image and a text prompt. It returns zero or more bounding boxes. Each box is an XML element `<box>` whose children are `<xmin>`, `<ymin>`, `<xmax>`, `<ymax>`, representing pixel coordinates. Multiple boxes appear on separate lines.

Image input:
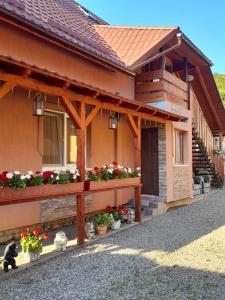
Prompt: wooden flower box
<box><xmin>85</xmin><ymin>177</ymin><xmax>140</xmax><ymax>192</ymax></box>
<box><xmin>0</xmin><ymin>182</ymin><xmax>84</xmax><ymax>206</ymax></box>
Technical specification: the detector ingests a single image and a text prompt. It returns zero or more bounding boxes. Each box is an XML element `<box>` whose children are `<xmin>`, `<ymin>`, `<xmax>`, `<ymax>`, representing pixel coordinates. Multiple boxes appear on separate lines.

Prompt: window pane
<box><xmin>43</xmin><ymin>113</ymin><xmax>64</xmax><ymax>164</ymax></box>
<box><xmin>67</xmin><ymin>118</ymin><xmax>77</xmax><ymax>164</ymax></box>
<box><xmin>175</xmin><ymin>131</ymin><xmax>184</xmax><ymax>164</ymax></box>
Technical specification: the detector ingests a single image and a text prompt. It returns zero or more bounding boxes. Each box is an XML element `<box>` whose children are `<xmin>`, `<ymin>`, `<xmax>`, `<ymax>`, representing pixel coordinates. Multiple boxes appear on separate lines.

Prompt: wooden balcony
<box><xmin>135</xmin><ymin>69</ymin><xmax>189</xmax><ymax>109</ymax></box>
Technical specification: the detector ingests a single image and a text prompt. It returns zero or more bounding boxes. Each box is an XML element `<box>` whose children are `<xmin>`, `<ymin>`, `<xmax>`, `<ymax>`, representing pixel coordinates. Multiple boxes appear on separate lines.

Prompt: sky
<box><xmin>77</xmin><ymin>0</ymin><xmax>225</xmax><ymax>74</ymax></box>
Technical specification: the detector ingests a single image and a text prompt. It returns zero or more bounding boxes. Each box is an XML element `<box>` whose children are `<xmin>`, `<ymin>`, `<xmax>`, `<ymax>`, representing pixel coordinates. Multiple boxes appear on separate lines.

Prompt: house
<box><xmin>0</xmin><ymin>0</ymin><xmax>224</xmax><ymax>244</ymax></box>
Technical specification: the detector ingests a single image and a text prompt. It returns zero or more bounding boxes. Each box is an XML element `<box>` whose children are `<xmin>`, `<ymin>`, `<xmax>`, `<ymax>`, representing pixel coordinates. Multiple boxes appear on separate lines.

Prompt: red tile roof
<box><xmin>95</xmin><ymin>25</ymin><xmax>178</xmax><ymax>67</ymax></box>
<box><xmin>0</xmin><ymin>0</ymin><xmax>126</xmax><ymax>69</ymax></box>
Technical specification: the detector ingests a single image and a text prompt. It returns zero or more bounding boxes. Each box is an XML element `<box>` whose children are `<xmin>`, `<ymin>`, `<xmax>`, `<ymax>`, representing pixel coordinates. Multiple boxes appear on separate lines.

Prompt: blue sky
<box><xmin>78</xmin><ymin>0</ymin><xmax>224</xmax><ymax>73</ymax></box>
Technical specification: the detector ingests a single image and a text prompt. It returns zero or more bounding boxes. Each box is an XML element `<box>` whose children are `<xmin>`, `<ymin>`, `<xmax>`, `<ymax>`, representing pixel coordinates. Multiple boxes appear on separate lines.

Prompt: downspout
<box><xmin>131</xmin><ymin>33</ymin><xmax>183</xmax><ymax>71</ymax></box>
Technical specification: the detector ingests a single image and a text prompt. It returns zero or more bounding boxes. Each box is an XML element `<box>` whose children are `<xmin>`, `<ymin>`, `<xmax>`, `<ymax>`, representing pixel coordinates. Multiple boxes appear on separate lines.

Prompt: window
<box><xmin>43</xmin><ymin>111</ymin><xmax>77</xmax><ymax>166</ymax></box>
<box><xmin>174</xmin><ymin>130</ymin><xmax>184</xmax><ymax>164</ymax></box>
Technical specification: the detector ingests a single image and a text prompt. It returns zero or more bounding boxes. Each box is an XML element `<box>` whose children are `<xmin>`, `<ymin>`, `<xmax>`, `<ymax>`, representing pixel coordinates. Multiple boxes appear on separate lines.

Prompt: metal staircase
<box><xmin>192</xmin><ymin>128</ymin><xmax>223</xmax><ymax>187</ymax></box>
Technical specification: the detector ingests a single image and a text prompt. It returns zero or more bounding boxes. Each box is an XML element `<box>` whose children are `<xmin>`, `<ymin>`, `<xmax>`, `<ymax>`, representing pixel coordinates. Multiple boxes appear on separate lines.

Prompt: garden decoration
<box><xmin>20</xmin><ymin>226</ymin><xmax>48</xmax><ymax>263</ymax></box>
<box><xmin>127</xmin><ymin>209</ymin><xmax>135</xmax><ymax>224</ymax></box>
<box><xmin>85</xmin><ymin>221</ymin><xmax>95</xmax><ymax>239</ymax></box>
<box><xmin>94</xmin><ymin>212</ymin><xmax>113</xmax><ymax>235</ymax></box>
<box><xmin>3</xmin><ymin>241</ymin><xmax>18</xmax><ymax>272</ymax></box>
<box><xmin>54</xmin><ymin>231</ymin><xmax>68</xmax><ymax>251</ymax></box>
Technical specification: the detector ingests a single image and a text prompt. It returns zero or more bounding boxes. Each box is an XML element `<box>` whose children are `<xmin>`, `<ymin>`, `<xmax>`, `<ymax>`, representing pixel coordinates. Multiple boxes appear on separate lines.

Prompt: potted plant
<box><xmin>85</xmin><ymin>162</ymin><xmax>141</xmax><ymax>191</ymax></box>
<box><xmin>94</xmin><ymin>212</ymin><xmax>113</xmax><ymax>235</ymax></box>
<box><xmin>20</xmin><ymin>226</ymin><xmax>48</xmax><ymax>263</ymax></box>
<box><xmin>105</xmin><ymin>205</ymin><xmax>124</xmax><ymax>230</ymax></box>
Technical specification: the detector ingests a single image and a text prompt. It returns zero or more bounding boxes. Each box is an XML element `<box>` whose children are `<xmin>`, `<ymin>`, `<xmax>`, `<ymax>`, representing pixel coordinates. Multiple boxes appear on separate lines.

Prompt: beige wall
<box><xmin>0</xmin><ymin>21</ymin><xmax>134</xmax><ymax>100</ymax></box>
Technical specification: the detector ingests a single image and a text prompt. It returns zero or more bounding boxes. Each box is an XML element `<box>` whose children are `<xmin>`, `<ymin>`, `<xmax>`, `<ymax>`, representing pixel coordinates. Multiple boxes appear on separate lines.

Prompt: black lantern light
<box><xmin>108</xmin><ymin>112</ymin><xmax>118</xmax><ymax>129</ymax></box>
<box><xmin>33</xmin><ymin>93</ymin><xmax>44</xmax><ymax>116</ymax></box>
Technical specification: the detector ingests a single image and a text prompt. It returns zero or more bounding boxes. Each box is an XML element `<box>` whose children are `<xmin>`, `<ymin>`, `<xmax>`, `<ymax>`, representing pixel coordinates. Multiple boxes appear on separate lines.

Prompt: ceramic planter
<box><xmin>23</xmin><ymin>251</ymin><xmax>40</xmax><ymax>263</ymax></box>
<box><xmin>85</xmin><ymin>177</ymin><xmax>140</xmax><ymax>192</ymax></box>
<box><xmin>96</xmin><ymin>225</ymin><xmax>108</xmax><ymax>235</ymax></box>
<box><xmin>0</xmin><ymin>182</ymin><xmax>84</xmax><ymax>205</ymax></box>
<box><xmin>111</xmin><ymin>220</ymin><xmax>121</xmax><ymax>230</ymax></box>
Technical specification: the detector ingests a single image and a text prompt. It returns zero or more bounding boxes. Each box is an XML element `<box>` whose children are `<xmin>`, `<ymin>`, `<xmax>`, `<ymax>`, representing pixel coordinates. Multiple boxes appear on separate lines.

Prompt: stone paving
<box><xmin>1</xmin><ymin>190</ymin><xmax>225</xmax><ymax>299</ymax></box>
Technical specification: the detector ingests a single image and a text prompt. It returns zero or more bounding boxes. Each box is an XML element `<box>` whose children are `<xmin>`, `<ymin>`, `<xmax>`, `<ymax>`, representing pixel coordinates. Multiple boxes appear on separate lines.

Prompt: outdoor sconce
<box><xmin>108</xmin><ymin>112</ymin><xmax>118</xmax><ymax>129</ymax></box>
<box><xmin>187</xmin><ymin>75</ymin><xmax>194</xmax><ymax>82</ymax></box>
<box><xmin>33</xmin><ymin>93</ymin><xmax>44</xmax><ymax>116</ymax></box>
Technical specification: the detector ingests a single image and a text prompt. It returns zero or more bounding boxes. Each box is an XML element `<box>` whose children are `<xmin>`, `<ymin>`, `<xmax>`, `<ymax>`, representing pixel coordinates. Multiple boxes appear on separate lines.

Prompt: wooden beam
<box><xmin>85</xmin><ymin>105</ymin><xmax>100</xmax><ymax>127</ymax></box>
<box><xmin>127</xmin><ymin>114</ymin><xmax>138</xmax><ymax>137</ymax></box>
<box><xmin>76</xmin><ymin>102</ymin><xmax>86</xmax><ymax>245</ymax></box>
<box><xmin>0</xmin><ymin>71</ymin><xmax>183</xmax><ymax>123</ymax></box>
<box><xmin>0</xmin><ymin>82</ymin><xmax>12</xmax><ymax>99</ymax></box>
<box><xmin>134</xmin><ymin>117</ymin><xmax>141</xmax><ymax>223</ymax></box>
<box><xmin>61</xmin><ymin>96</ymin><xmax>81</xmax><ymax>129</ymax></box>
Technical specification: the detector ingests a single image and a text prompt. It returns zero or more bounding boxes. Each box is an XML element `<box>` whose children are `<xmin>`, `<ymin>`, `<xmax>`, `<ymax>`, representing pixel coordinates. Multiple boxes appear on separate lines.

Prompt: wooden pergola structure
<box><xmin>0</xmin><ymin>58</ymin><xmax>185</xmax><ymax>245</ymax></box>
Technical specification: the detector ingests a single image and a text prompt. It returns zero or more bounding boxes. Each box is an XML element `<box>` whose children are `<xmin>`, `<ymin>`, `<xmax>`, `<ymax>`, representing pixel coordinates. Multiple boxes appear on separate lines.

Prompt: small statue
<box><xmin>127</xmin><ymin>209</ymin><xmax>135</xmax><ymax>224</ymax></box>
<box><xmin>3</xmin><ymin>241</ymin><xmax>18</xmax><ymax>272</ymax></box>
<box><xmin>54</xmin><ymin>231</ymin><xmax>68</xmax><ymax>251</ymax></box>
<box><xmin>85</xmin><ymin>221</ymin><xmax>95</xmax><ymax>239</ymax></box>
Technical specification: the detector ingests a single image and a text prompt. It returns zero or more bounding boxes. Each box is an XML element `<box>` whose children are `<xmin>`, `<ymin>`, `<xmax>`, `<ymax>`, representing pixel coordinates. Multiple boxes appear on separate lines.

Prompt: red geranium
<box><xmin>43</xmin><ymin>233</ymin><xmax>49</xmax><ymax>239</ymax></box>
<box><xmin>33</xmin><ymin>228</ymin><xmax>42</xmax><ymax>236</ymax></box>
<box><xmin>114</xmin><ymin>169</ymin><xmax>121</xmax><ymax>175</ymax></box>
<box><xmin>105</xmin><ymin>205</ymin><xmax>112</xmax><ymax>213</ymax></box>
<box><xmin>43</xmin><ymin>171</ymin><xmax>54</xmax><ymax>179</ymax></box>
<box><xmin>94</xmin><ymin>167</ymin><xmax>99</xmax><ymax>171</ymax></box>
<box><xmin>26</xmin><ymin>226</ymin><xmax>31</xmax><ymax>232</ymax></box>
<box><xmin>112</xmin><ymin>161</ymin><xmax>118</xmax><ymax>165</ymax></box>
<box><xmin>21</xmin><ymin>232</ymin><xmax>27</xmax><ymax>238</ymax></box>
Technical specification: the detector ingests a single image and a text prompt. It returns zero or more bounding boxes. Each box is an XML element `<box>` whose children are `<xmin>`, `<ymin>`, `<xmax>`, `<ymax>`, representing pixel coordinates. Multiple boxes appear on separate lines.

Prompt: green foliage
<box><xmin>214</xmin><ymin>73</ymin><xmax>225</xmax><ymax>105</ymax></box>
<box><xmin>20</xmin><ymin>235</ymin><xmax>43</xmax><ymax>253</ymax></box>
<box><xmin>94</xmin><ymin>212</ymin><xmax>113</xmax><ymax>226</ymax></box>
<box><xmin>8</xmin><ymin>174</ymin><xmax>26</xmax><ymax>189</ymax></box>
<box><xmin>26</xmin><ymin>175</ymin><xmax>44</xmax><ymax>186</ymax></box>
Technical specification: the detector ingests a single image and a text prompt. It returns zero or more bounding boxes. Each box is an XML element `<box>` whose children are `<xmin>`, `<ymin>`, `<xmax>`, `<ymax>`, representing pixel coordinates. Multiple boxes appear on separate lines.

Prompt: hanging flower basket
<box><xmin>0</xmin><ymin>182</ymin><xmax>84</xmax><ymax>205</ymax></box>
<box><xmin>85</xmin><ymin>177</ymin><xmax>140</xmax><ymax>192</ymax></box>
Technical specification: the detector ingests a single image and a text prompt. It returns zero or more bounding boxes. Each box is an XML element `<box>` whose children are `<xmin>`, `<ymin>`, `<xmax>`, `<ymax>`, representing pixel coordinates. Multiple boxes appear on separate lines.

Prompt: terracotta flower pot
<box><xmin>96</xmin><ymin>225</ymin><xmax>108</xmax><ymax>235</ymax></box>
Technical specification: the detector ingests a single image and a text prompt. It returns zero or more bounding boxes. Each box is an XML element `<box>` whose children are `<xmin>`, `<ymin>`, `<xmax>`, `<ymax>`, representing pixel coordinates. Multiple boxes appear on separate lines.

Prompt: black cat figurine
<box><xmin>3</xmin><ymin>241</ymin><xmax>18</xmax><ymax>272</ymax></box>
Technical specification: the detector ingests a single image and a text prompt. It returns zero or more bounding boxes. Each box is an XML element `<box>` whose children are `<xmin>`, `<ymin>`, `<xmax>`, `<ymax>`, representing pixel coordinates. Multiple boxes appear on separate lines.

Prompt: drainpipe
<box><xmin>131</xmin><ymin>33</ymin><xmax>183</xmax><ymax>71</ymax></box>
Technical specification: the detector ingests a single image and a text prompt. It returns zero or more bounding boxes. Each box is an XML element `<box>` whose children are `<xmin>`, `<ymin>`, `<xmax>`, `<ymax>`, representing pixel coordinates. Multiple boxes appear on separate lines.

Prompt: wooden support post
<box><xmin>0</xmin><ymin>82</ymin><xmax>12</xmax><ymax>99</ymax></box>
<box><xmin>76</xmin><ymin>102</ymin><xmax>86</xmax><ymax>245</ymax></box>
<box><xmin>134</xmin><ymin>117</ymin><xmax>141</xmax><ymax>222</ymax></box>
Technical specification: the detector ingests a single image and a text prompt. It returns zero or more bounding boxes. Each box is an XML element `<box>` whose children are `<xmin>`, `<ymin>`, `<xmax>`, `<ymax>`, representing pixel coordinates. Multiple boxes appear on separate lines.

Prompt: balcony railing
<box><xmin>135</xmin><ymin>69</ymin><xmax>189</xmax><ymax>109</ymax></box>
<box><xmin>192</xmin><ymin>90</ymin><xmax>214</xmax><ymax>159</ymax></box>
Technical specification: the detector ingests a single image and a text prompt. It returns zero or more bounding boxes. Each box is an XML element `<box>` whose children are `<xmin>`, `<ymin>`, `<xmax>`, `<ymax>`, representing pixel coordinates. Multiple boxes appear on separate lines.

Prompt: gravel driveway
<box><xmin>1</xmin><ymin>190</ymin><xmax>225</xmax><ymax>300</ymax></box>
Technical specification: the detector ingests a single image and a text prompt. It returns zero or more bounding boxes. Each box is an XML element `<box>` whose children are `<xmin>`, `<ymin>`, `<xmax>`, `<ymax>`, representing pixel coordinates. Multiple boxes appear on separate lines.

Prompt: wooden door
<box><xmin>141</xmin><ymin>128</ymin><xmax>159</xmax><ymax>195</ymax></box>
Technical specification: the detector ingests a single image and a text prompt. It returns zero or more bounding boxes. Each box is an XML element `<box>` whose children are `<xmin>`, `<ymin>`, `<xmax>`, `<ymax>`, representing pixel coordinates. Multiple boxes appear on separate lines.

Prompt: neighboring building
<box><xmin>0</xmin><ymin>0</ymin><xmax>224</xmax><ymax>242</ymax></box>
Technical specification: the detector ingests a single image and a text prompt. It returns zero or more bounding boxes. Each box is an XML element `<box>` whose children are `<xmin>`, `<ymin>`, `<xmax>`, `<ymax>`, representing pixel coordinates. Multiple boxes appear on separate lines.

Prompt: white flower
<box><xmin>102</xmin><ymin>165</ymin><xmax>107</xmax><ymax>169</ymax></box>
<box><xmin>109</xmin><ymin>164</ymin><xmax>114</xmax><ymax>168</ymax></box>
<box><xmin>76</xmin><ymin>173</ymin><xmax>80</xmax><ymax>177</ymax></box>
<box><xmin>73</xmin><ymin>175</ymin><xmax>77</xmax><ymax>179</ymax></box>
<box><xmin>20</xmin><ymin>175</ymin><xmax>26</xmax><ymax>180</ymax></box>
<box><xmin>128</xmin><ymin>168</ymin><xmax>132</xmax><ymax>173</ymax></box>
<box><xmin>26</xmin><ymin>175</ymin><xmax>31</xmax><ymax>180</ymax></box>
<box><xmin>51</xmin><ymin>175</ymin><xmax>54</xmax><ymax>179</ymax></box>
<box><xmin>118</xmin><ymin>165</ymin><xmax>123</xmax><ymax>169</ymax></box>
<box><xmin>56</xmin><ymin>176</ymin><xmax>59</xmax><ymax>180</ymax></box>
<box><xmin>27</xmin><ymin>171</ymin><xmax>33</xmax><ymax>176</ymax></box>
<box><xmin>6</xmin><ymin>173</ymin><xmax>13</xmax><ymax>179</ymax></box>
<box><xmin>138</xmin><ymin>173</ymin><xmax>141</xmax><ymax>177</ymax></box>
<box><xmin>14</xmin><ymin>171</ymin><xmax>20</xmax><ymax>175</ymax></box>
<box><xmin>108</xmin><ymin>169</ymin><xmax>113</xmax><ymax>174</ymax></box>
<box><xmin>69</xmin><ymin>169</ymin><xmax>76</xmax><ymax>174</ymax></box>
<box><xmin>136</xmin><ymin>167</ymin><xmax>141</xmax><ymax>171</ymax></box>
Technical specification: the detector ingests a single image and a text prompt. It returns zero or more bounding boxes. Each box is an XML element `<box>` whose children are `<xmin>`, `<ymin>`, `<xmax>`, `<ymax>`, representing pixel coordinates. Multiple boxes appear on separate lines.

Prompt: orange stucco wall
<box><xmin>0</xmin><ymin>21</ymin><xmax>134</xmax><ymax>100</ymax></box>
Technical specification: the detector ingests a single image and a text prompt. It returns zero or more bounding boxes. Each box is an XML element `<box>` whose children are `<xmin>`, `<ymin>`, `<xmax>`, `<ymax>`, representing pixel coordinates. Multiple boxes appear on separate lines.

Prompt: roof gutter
<box><xmin>0</xmin><ymin>8</ymin><xmax>135</xmax><ymax>76</ymax></box>
<box><xmin>131</xmin><ymin>33</ymin><xmax>183</xmax><ymax>71</ymax></box>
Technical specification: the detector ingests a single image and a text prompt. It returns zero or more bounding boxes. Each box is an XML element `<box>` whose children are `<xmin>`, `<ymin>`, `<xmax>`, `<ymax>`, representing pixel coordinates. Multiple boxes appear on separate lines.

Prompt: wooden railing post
<box><xmin>134</xmin><ymin>117</ymin><xmax>141</xmax><ymax>222</ymax></box>
<box><xmin>76</xmin><ymin>102</ymin><xmax>86</xmax><ymax>245</ymax></box>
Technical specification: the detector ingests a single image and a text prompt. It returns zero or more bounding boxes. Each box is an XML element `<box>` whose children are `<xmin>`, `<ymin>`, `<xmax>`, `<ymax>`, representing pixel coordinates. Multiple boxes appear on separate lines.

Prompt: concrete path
<box><xmin>1</xmin><ymin>190</ymin><xmax>225</xmax><ymax>300</ymax></box>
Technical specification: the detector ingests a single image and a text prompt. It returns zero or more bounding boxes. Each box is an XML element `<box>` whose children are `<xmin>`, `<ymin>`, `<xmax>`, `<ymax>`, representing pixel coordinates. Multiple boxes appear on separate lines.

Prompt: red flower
<box><xmin>21</xmin><ymin>232</ymin><xmax>27</xmax><ymax>238</ymax></box>
<box><xmin>123</xmin><ymin>208</ymin><xmax>128</xmax><ymax>215</ymax></box>
<box><xmin>0</xmin><ymin>174</ymin><xmax>7</xmax><ymax>182</ymax></box>
<box><xmin>43</xmin><ymin>171</ymin><xmax>54</xmax><ymax>179</ymax></box>
<box><xmin>112</xmin><ymin>161</ymin><xmax>118</xmax><ymax>165</ymax></box>
<box><xmin>43</xmin><ymin>233</ymin><xmax>49</xmax><ymax>239</ymax></box>
<box><xmin>105</xmin><ymin>205</ymin><xmax>112</xmax><ymax>213</ymax></box>
<box><xmin>33</xmin><ymin>228</ymin><xmax>42</xmax><ymax>236</ymax></box>
<box><xmin>96</xmin><ymin>173</ymin><xmax>102</xmax><ymax>177</ymax></box>
<box><xmin>94</xmin><ymin>167</ymin><xmax>99</xmax><ymax>171</ymax></box>
<box><xmin>114</xmin><ymin>169</ymin><xmax>121</xmax><ymax>175</ymax></box>
<box><xmin>35</xmin><ymin>171</ymin><xmax>41</xmax><ymax>175</ymax></box>
<box><xmin>26</xmin><ymin>226</ymin><xmax>31</xmax><ymax>232</ymax></box>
